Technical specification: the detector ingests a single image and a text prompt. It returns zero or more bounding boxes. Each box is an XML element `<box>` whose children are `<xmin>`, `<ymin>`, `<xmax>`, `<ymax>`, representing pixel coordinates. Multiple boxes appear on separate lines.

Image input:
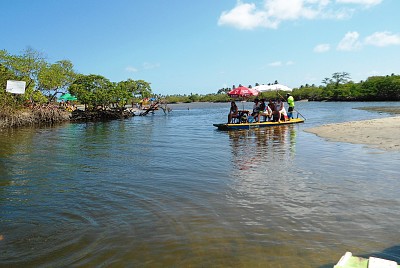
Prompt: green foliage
<box><xmin>163</xmin><ymin>94</ymin><xmax>190</xmax><ymax>103</ymax></box>
<box><xmin>117</xmin><ymin>79</ymin><xmax>152</xmax><ymax>99</ymax></box>
<box><xmin>217</xmin><ymin>87</ymin><xmax>231</xmax><ymax>94</ymax></box>
<box><xmin>69</xmin><ymin>74</ymin><xmax>113</xmax><ymax>109</ymax></box>
<box><xmin>2</xmin><ymin>47</ymin><xmax>46</xmax><ymax>90</ymax></box>
<box><xmin>69</xmin><ymin>76</ymin><xmax>153</xmax><ymax>110</ymax></box>
<box><xmin>360</xmin><ymin>75</ymin><xmax>400</xmax><ymax>100</ymax></box>
<box><xmin>200</xmin><ymin>93</ymin><xmax>230</xmax><ymax>102</ymax></box>
<box><xmin>38</xmin><ymin>59</ymin><xmax>76</xmax><ymax>101</ymax></box>
<box><xmin>0</xmin><ymin>48</ymin><xmax>57</xmax><ymax>106</ymax></box>
<box><xmin>292</xmin><ymin>85</ymin><xmax>324</xmax><ymax>100</ymax></box>
<box><xmin>112</xmin><ymin>81</ymin><xmax>133</xmax><ymax>107</ymax></box>
<box><xmin>297</xmin><ymin>72</ymin><xmax>399</xmax><ymax>101</ymax></box>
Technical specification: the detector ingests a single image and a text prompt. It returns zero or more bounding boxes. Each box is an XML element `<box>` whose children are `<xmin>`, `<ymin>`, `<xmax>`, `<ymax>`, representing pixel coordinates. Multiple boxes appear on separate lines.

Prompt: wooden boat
<box><xmin>213</xmin><ymin>118</ymin><xmax>304</xmax><ymax>130</ymax></box>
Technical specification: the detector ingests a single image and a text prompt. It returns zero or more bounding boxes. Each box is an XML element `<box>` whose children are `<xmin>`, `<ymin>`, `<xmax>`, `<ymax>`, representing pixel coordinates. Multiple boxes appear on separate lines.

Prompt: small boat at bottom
<box><xmin>213</xmin><ymin>118</ymin><xmax>304</xmax><ymax>130</ymax></box>
<box><xmin>334</xmin><ymin>251</ymin><xmax>400</xmax><ymax>268</ymax></box>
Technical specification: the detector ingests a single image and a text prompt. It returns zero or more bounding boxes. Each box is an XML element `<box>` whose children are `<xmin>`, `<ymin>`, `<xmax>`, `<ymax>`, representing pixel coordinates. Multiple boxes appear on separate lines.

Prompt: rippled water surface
<box><xmin>1</xmin><ymin>102</ymin><xmax>400</xmax><ymax>267</ymax></box>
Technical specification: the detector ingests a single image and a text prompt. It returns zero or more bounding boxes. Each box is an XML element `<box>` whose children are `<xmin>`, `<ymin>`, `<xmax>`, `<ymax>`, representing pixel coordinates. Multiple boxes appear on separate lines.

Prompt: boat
<box><xmin>334</xmin><ymin>251</ymin><xmax>400</xmax><ymax>268</ymax></box>
<box><xmin>213</xmin><ymin>118</ymin><xmax>304</xmax><ymax>130</ymax></box>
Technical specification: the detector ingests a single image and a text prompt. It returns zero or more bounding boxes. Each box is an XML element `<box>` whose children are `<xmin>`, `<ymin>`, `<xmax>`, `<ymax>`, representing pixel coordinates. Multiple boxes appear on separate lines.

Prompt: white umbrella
<box><xmin>253</xmin><ymin>84</ymin><xmax>292</xmax><ymax>92</ymax></box>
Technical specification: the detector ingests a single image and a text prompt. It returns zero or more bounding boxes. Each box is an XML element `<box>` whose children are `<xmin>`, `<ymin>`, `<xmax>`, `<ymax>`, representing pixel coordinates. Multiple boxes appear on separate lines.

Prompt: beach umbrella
<box><xmin>58</xmin><ymin>93</ymin><xmax>77</xmax><ymax>101</ymax></box>
<box><xmin>253</xmin><ymin>84</ymin><xmax>292</xmax><ymax>92</ymax></box>
<box><xmin>228</xmin><ymin>86</ymin><xmax>259</xmax><ymax>98</ymax></box>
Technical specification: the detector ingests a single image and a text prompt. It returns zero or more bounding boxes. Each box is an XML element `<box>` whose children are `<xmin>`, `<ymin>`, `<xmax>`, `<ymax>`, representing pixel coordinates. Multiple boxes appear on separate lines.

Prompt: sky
<box><xmin>1</xmin><ymin>0</ymin><xmax>399</xmax><ymax>95</ymax></box>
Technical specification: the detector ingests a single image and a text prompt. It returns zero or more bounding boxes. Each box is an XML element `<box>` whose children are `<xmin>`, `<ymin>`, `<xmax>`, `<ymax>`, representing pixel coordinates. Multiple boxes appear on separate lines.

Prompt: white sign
<box><xmin>6</xmin><ymin>80</ymin><xmax>26</xmax><ymax>94</ymax></box>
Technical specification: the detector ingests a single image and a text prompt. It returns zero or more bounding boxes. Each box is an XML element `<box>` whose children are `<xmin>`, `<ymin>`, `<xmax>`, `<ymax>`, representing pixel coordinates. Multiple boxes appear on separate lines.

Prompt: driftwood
<box><xmin>139</xmin><ymin>102</ymin><xmax>159</xmax><ymax>116</ymax></box>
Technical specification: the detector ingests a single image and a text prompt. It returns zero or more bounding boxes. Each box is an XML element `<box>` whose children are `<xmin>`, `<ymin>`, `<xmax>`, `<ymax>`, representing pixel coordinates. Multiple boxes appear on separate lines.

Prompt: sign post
<box><xmin>6</xmin><ymin>80</ymin><xmax>26</xmax><ymax>94</ymax></box>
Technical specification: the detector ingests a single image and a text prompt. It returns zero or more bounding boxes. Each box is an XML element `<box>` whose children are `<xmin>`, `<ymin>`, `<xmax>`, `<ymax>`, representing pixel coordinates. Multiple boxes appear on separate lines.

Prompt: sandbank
<box><xmin>305</xmin><ymin>116</ymin><xmax>400</xmax><ymax>151</ymax></box>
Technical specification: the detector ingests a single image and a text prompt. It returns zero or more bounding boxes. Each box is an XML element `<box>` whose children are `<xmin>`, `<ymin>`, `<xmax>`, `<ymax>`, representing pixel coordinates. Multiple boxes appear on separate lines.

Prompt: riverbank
<box><xmin>0</xmin><ymin>105</ymin><xmax>71</xmax><ymax>129</ymax></box>
<box><xmin>305</xmin><ymin>116</ymin><xmax>400</xmax><ymax>151</ymax></box>
<box><xmin>0</xmin><ymin>105</ymin><xmax>137</xmax><ymax>129</ymax></box>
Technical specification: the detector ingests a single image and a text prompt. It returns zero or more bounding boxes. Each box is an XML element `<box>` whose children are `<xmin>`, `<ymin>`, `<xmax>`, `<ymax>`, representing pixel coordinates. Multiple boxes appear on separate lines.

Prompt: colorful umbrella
<box><xmin>228</xmin><ymin>86</ymin><xmax>259</xmax><ymax>98</ymax></box>
<box><xmin>58</xmin><ymin>93</ymin><xmax>77</xmax><ymax>101</ymax></box>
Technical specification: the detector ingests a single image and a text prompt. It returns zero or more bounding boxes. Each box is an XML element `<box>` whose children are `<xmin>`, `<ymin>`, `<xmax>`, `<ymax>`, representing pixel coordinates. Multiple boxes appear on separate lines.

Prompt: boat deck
<box><xmin>213</xmin><ymin>118</ymin><xmax>304</xmax><ymax>130</ymax></box>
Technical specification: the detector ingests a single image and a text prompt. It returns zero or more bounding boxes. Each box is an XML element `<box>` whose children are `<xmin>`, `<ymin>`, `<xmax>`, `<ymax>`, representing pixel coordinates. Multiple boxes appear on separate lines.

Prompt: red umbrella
<box><xmin>228</xmin><ymin>86</ymin><xmax>259</xmax><ymax>98</ymax></box>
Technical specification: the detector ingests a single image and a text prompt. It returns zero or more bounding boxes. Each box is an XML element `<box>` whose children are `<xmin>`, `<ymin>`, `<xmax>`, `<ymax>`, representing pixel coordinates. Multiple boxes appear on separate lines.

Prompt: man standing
<box><xmin>286</xmin><ymin>93</ymin><xmax>295</xmax><ymax>120</ymax></box>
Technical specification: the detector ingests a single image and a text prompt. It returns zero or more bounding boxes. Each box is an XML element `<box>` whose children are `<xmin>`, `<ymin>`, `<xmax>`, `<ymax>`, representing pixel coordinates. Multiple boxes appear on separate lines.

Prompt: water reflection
<box><xmin>227</xmin><ymin>125</ymin><xmax>298</xmax><ymax>170</ymax></box>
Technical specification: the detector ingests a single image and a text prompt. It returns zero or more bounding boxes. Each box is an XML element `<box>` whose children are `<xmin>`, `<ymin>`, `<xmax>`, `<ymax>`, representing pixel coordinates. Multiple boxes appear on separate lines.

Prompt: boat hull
<box><xmin>213</xmin><ymin>118</ymin><xmax>304</xmax><ymax>130</ymax></box>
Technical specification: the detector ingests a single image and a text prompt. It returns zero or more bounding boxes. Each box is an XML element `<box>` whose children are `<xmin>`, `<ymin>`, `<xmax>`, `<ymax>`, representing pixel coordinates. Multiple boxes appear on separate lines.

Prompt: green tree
<box><xmin>331</xmin><ymin>72</ymin><xmax>351</xmax><ymax>88</ymax></box>
<box><xmin>2</xmin><ymin>47</ymin><xmax>46</xmax><ymax>90</ymax></box>
<box><xmin>361</xmin><ymin>75</ymin><xmax>400</xmax><ymax>100</ymax></box>
<box><xmin>113</xmin><ymin>80</ymin><xmax>134</xmax><ymax>107</ymax></box>
<box><xmin>321</xmin><ymin>77</ymin><xmax>331</xmax><ymax>85</ymax></box>
<box><xmin>69</xmin><ymin>74</ymin><xmax>114</xmax><ymax>109</ymax></box>
<box><xmin>0</xmin><ymin>48</ymin><xmax>49</xmax><ymax>104</ymax></box>
<box><xmin>38</xmin><ymin>60</ymin><xmax>76</xmax><ymax>101</ymax></box>
<box><xmin>133</xmin><ymin>79</ymin><xmax>152</xmax><ymax>98</ymax></box>
<box><xmin>118</xmin><ymin>79</ymin><xmax>152</xmax><ymax>99</ymax></box>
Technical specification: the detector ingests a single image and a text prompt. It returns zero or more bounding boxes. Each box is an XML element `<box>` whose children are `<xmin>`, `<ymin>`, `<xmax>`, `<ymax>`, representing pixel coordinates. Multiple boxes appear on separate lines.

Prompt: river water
<box><xmin>1</xmin><ymin>102</ymin><xmax>400</xmax><ymax>267</ymax></box>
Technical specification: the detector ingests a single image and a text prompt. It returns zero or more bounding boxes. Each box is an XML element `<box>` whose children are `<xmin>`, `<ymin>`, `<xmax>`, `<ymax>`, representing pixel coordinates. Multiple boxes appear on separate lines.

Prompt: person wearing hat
<box><xmin>286</xmin><ymin>93</ymin><xmax>295</xmax><ymax>120</ymax></box>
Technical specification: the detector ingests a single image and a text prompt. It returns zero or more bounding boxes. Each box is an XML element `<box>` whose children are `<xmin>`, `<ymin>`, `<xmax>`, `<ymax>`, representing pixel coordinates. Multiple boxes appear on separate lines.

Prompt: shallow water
<box><xmin>1</xmin><ymin>102</ymin><xmax>400</xmax><ymax>267</ymax></box>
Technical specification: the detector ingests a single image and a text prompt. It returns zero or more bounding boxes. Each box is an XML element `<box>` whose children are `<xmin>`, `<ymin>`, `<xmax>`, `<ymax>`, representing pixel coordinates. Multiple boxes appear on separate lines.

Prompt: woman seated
<box><xmin>228</xmin><ymin>101</ymin><xmax>239</xmax><ymax>123</ymax></box>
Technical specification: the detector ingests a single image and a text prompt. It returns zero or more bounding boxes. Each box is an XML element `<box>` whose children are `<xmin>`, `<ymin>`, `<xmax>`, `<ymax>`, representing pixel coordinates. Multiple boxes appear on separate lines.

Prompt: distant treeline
<box><xmin>168</xmin><ymin>72</ymin><xmax>400</xmax><ymax>103</ymax></box>
<box><xmin>293</xmin><ymin>72</ymin><xmax>400</xmax><ymax>101</ymax></box>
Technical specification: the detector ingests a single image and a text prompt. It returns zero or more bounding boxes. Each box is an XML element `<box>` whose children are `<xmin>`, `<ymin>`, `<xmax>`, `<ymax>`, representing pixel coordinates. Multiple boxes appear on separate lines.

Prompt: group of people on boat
<box><xmin>228</xmin><ymin>93</ymin><xmax>295</xmax><ymax>124</ymax></box>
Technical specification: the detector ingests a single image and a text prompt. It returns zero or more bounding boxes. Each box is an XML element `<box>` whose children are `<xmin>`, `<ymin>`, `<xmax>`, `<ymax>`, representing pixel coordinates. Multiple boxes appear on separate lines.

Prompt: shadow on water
<box><xmin>319</xmin><ymin>245</ymin><xmax>400</xmax><ymax>268</ymax></box>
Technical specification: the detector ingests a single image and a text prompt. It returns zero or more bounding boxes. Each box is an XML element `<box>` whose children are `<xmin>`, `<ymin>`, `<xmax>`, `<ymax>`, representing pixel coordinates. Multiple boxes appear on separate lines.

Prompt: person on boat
<box><xmin>228</xmin><ymin>101</ymin><xmax>239</xmax><ymax>123</ymax></box>
<box><xmin>256</xmin><ymin>99</ymin><xmax>272</xmax><ymax>122</ymax></box>
<box><xmin>267</xmin><ymin>99</ymin><xmax>276</xmax><ymax>121</ymax></box>
<box><xmin>268</xmin><ymin>99</ymin><xmax>275</xmax><ymax>113</ymax></box>
<box><xmin>274</xmin><ymin>99</ymin><xmax>287</xmax><ymax>122</ymax></box>
<box><xmin>251</xmin><ymin>98</ymin><xmax>260</xmax><ymax>117</ymax></box>
<box><xmin>286</xmin><ymin>93</ymin><xmax>295</xmax><ymax>120</ymax></box>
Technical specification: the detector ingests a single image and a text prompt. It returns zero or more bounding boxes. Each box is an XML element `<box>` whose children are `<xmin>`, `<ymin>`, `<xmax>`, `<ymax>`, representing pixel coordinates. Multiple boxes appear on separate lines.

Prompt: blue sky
<box><xmin>1</xmin><ymin>0</ymin><xmax>399</xmax><ymax>95</ymax></box>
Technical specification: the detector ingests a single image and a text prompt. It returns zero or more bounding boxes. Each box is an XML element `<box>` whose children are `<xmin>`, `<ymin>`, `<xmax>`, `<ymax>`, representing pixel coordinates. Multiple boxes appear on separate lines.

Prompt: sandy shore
<box><xmin>305</xmin><ymin>116</ymin><xmax>400</xmax><ymax>151</ymax></box>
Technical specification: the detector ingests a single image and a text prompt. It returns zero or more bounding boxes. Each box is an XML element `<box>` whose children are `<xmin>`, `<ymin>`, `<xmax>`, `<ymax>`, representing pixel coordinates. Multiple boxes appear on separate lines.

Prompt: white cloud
<box><xmin>263</xmin><ymin>0</ymin><xmax>320</xmax><ymax>21</ymax></box>
<box><xmin>364</xmin><ymin>31</ymin><xmax>400</xmax><ymax>47</ymax></box>
<box><xmin>268</xmin><ymin>60</ymin><xmax>294</xmax><ymax>66</ymax></box>
<box><xmin>337</xmin><ymin>31</ymin><xmax>362</xmax><ymax>51</ymax></box>
<box><xmin>218</xmin><ymin>0</ymin><xmax>382</xmax><ymax>30</ymax></box>
<box><xmin>125</xmin><ymin>66</ymin><xmax>138</xmax><ymax>73</ymax></box>
<box><xmin>269</xmin><ymin>61</ymin><xmax>283</xmax><ymax>66</ymax></box>
<box><xmin>314</xmin><ymin>43</ymin><xmax>331</xmax><ymax>52</ymax></box>
<box><xmin>218</xmin><ymin>2</ymin><xmax>272</xmax><ymax>30</ymax></box>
